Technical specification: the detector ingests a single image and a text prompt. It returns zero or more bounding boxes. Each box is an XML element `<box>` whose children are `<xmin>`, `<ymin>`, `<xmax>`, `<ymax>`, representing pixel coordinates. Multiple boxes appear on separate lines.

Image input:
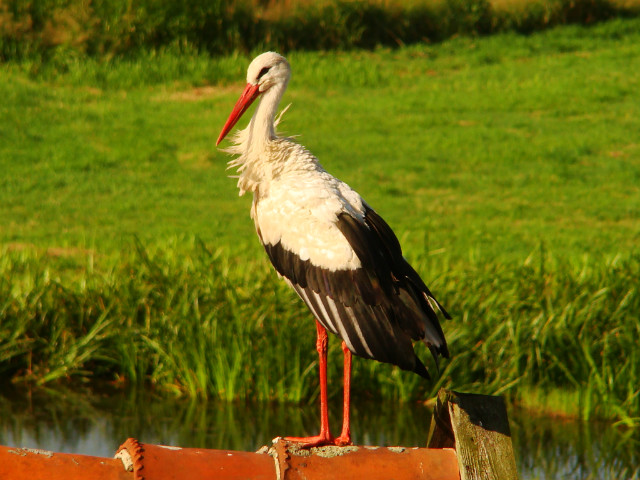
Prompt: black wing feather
<box><xmin>337</xmin><ymin>207</ymin><xmax>449</xmax><ymax>356</ymax></box>
<box><xmin>260</xmin><ymin>204</ymin><xmax>449</xmax><ymax>378</ymax></box>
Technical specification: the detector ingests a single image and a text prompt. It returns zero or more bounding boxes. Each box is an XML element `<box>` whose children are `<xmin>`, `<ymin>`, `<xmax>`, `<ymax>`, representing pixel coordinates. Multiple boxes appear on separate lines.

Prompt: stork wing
<box><xmin>337</xmin><ymin>206</ymin><xmax>450</xmax><ymax>357</ymax></box>
<box><xmin>262</xmin><ymin>205</ymin><xmax>449</xmax><ymax>378</ymax></box>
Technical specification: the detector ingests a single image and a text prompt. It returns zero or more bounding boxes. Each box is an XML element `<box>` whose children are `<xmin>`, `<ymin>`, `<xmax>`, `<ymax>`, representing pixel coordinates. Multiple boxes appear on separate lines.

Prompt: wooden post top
<box><xmin>428</xmin><ymin>388</ymin><xmax>519</xmax><ymax>480</ymax></box>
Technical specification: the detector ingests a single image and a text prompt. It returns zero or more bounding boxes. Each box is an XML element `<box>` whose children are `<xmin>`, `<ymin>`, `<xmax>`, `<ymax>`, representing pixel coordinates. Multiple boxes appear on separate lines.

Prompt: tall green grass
<box><xmin>2</xmin><ymin>240</ymin><xmax>638</xmax><ymax>424</ymax></box>
<box><xmin>1</xmin><ymin>239</ymin><xmax>317</xmax><ymax>403</ymax></box>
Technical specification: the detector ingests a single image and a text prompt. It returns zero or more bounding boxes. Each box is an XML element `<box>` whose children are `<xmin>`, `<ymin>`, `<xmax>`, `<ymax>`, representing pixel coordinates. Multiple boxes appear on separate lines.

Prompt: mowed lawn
<box><xmin>1</xmin><ymin>17</ymin><xmax>639</xmax><ymax>264</ymax></box>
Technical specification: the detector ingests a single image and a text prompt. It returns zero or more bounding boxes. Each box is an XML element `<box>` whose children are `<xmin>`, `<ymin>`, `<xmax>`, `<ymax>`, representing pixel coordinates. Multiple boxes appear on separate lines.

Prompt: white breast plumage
<box><xmin>253</xmin><ymin>168</ymin><xmax>364</xmax><ymax>271</ymax></box>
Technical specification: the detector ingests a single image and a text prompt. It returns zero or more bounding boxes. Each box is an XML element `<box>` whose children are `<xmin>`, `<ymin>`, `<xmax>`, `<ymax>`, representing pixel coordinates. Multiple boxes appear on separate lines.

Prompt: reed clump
<box><xmin>1</xmin><ymin>239</ymin><xmax>638</xmax><ymax>424</ymax></box>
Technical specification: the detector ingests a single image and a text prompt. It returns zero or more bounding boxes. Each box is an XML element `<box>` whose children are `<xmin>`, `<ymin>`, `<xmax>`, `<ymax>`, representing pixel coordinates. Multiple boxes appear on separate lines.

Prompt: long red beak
<box><xmin>216</xmin><ymin>83</ymin><xmax>261</xmax><ymax>146</ymax></box>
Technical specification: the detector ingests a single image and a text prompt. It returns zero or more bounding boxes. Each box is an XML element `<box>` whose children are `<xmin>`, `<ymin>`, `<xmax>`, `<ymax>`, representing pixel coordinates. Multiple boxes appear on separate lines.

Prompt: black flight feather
<box><xmin>260</xmin><ymin>205</ymin><xmax>449</xmax><ymax>378</ymax></box>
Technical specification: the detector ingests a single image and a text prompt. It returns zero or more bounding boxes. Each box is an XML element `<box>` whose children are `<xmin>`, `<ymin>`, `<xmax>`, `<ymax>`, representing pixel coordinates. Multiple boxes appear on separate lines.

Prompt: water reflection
<box><xmin>0</xmin><ymin>385</ymin><xmax>432</xmax><ymax>454</ymax></box>
<box><xmin>510</xmin><ymin>408</ymin><xmax>640</xmax><ymax>480</ymax></box>
<box><xmin>1</xmin><ymin>386</ymin><xmax>638</xmax><ymax>479</ymax></box>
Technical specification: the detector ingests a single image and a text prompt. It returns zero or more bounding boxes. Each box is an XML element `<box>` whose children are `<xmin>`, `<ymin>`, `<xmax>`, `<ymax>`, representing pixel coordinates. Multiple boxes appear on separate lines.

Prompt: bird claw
<box><xmin>284</xmin><ymin>434</ymin><xmax>335</xmax><ymax>448</ymax></box>
<box><xmin>284</xmin><ymin>433</ymin><xmax>353</xmax><ymax>448</ymax></box>
<box><xmin>333</xmin><ymin>434</ymin><xmax>352</xmax><ymax>446</ymax></box>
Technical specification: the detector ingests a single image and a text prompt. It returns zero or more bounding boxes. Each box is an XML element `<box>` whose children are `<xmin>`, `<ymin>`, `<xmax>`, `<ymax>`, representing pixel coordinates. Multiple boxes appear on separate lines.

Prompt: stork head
<box><xmin>216</xmin><ymin>52</ymin><xmax>290</xmax><ymax>146</ymax></box>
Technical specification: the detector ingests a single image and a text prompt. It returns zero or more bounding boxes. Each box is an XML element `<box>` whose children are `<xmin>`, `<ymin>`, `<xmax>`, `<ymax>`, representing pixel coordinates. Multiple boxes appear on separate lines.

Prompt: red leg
<box><xmin>285</xmin><ymin>320</ymin><xmax>334</xmax><ymax>447</ymax></box>
<box><xmin>334</xmin><ymin>341</ymin><xmax>353</xmax><ymax>446</ymax></box>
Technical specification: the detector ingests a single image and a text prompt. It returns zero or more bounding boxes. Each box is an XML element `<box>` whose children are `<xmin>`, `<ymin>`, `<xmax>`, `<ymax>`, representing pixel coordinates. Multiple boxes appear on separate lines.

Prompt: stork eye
<box><xmin>258</xmin><ymin>66</ymin><xmax>271</xmax><ymax>80</ymax></box>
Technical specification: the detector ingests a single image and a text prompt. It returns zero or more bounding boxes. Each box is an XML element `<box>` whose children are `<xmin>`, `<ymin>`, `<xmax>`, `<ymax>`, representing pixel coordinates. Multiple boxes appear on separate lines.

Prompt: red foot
<box><xmin>333</xmin><ymin>435</ymin><xmax>352</xmax><ymax>446</ymax></box>
<box><xmin>284</xmin><ymin>434</ymin><xmax>335</xmax><ymax>448</ymax></box>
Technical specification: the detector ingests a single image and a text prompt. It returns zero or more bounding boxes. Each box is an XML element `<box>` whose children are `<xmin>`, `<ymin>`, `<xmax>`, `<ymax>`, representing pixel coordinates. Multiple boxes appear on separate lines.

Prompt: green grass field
<box><xmin>1</xmin><ymin>18</ymin><xmax>639</xmax><ymax>423</ymax></box>
<box><xmin>2</xmin><ymin>18</ymin><xmax>639</xmax><ymax>259</ymax></box>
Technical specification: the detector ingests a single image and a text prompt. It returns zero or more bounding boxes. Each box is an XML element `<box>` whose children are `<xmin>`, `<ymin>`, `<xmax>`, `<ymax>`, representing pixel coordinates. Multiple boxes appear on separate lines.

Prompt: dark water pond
<box><xmin>1</xmin><ymin>387</ymin><xmax>638</xmax><ymax>479</ymax></box>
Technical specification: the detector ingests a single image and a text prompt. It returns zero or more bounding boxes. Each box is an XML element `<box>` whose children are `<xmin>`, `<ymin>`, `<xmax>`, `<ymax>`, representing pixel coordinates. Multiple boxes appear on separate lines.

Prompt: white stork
<box><xmin>216</xmin><ymin>52</ymin><xmax>450</xmax><ymax>447</ymax></box>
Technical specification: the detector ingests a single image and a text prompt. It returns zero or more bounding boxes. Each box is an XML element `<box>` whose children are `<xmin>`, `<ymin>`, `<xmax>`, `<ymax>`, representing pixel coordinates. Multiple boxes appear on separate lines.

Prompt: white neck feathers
<box><xmin>225</xmin><ymin>91</ymin><xmax>309</xmax><ymax>196</ymax></box>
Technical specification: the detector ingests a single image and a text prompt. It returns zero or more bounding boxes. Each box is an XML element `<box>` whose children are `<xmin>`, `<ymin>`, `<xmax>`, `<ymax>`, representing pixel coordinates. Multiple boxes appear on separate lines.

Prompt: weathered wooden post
<box><xmin>428</xmin><ymin>389</ymin><xmax>519</xmax><ymax>480</ymax></box>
